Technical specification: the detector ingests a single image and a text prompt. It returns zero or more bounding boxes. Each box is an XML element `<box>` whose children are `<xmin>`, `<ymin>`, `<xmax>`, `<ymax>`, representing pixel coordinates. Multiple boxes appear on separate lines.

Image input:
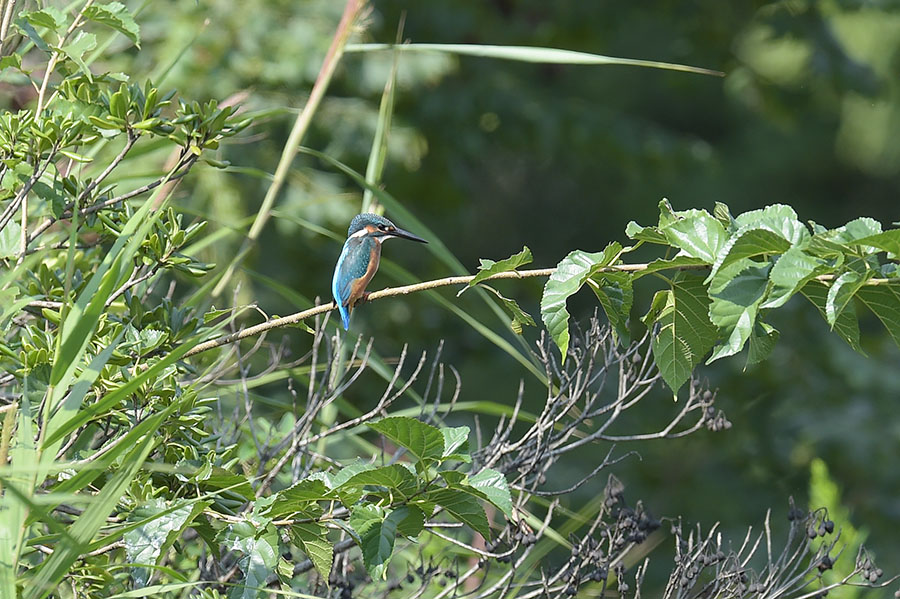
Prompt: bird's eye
<box><xmin>378</xmin><ymin>224</ymin><xmax>388</xmax><ymax>231</ymax></box>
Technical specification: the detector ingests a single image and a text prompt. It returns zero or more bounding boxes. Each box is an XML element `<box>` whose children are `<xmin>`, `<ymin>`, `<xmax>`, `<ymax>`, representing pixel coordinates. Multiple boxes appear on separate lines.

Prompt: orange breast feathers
<box><xmin>348</xmin><ymin>242</ymin><xmax>382</xmax><ymax>308</ymax></box>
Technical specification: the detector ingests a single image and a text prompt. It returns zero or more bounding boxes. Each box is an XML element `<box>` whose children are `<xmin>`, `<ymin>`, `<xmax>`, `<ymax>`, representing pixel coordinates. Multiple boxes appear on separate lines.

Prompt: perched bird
<box><xmin>332</xmin><ymin>213</ymin><xmax>428</xmax><ymax>330</ymax></box>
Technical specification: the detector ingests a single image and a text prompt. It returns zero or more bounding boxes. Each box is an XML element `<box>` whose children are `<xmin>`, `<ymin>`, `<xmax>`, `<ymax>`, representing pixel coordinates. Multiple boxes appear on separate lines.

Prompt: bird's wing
<box><xmin>332</xmin><ymin>237</ymin><xmax>368</xmax><ymax>307</ymax></box>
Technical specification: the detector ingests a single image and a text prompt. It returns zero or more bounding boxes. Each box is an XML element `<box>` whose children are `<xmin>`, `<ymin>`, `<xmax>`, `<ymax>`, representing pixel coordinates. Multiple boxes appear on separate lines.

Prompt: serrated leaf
<box><xmin>428</xmin><ymin>488</ymin><xmax>491</xmax><ymax>539</ymax></box>
<box><xmin>329</xmin><ymin>460</ymin><xmax>375</xmax><ymax>488</ymax></box>
<box><xmin>625</xmin><ymin>221</ymin><xmax>668</xmax><ymax>244</ymax></box>
<box><xmin>801</xmin><ymin>281</ymin><xmax>863</xmax><ymax>353</ymax></box>
<box><xmin>834</xmin><ymin>217</ymin><xmax>882</xmax><ymax>242</ymax></box>
<box><xmin>83</xmin><ymin>2</ymin><xmax>141</xmax><ymax>46</ymax></box>
<box><xmin>857</xmin><ymin>285</ymin><xmax>900</xmax><ymax>348</ymax></box>
<box><xmin>268</xmin><ymin>479</ymin><xmax>334</xmax><ymax>517</ymax></box>
<box><xmin>826</xmin><ymin>272</ymin><xmax>870</xmax><ymax>327</ymax></box>
<box><xmin>338</xmin><ymin>465</ymin><xmax>418</xmax><ymax>499</ymax></box>
<box><xmin>467</xmin><ymin>468</ymin><xmax>513</xmax><ymax>519</ymax></box>
<box><xmin>290</xmin><ymin>522</ymin><xmax>333</xmax><ymax>581</ymax></box>
<box><xmin>440</xmin><ymin>426</ymin><xmax>471</xmax><ymax>462</ymax></box>
<box><xmin>587</xmin><ymin>271</ymin><xmax>633</xmax><ymax>345</ymax></box>
<box><xmin>350</xmin><ymin>505</ymin><xmax>408</xmax><ymax>580</ymax></box>
<box><xmin>467</xmin><ymin>246</ymin><xmax>532</xmax><ymax>287</ymax></box>
<box><xmin>734</xmin><ymin>204</ymin><xmax>808</xmax><ymax>244</ymax></box>
<box><xmin>707</xmin><ymin>261</ymin><xmax>771</xmax><ymax>363</ymax></box>
<box><xmin>643</xmin><ymin>276</ymin><xmax>717</xmax><ymax>392</ymax></box>
<box><xmin>23</xmin><ymin>8</ymin><xmax>66</xmax><ymax>31</ymax></box>
<box><xmin>369</xmin><ymin>416</ymin><xmax>445</xmax><ymax>462</ymax></box>
<box><xmin>59</xmin><ymin>32</ymin><xmax>97</xmax><ymax>79</ymax></box>
<box><xmin>708</xmin><ymin>227</ymin><xmax>791</xmax><ymax>282</ymax></box>
<box><xmin>660</xmin><ymin>209</ymin><xmax>726</xmax><ymax>263</ymax></box>
<box><xmin>746</xmin><ymin>321</ymin><xmax>779</xmax><ymax>367</ymax></box>
<box><xmin>762</xmin><ymin>247</ymin><xmax>831</xmax><ymax>309</ymax></box>
<box><xmin>541</xmin><ymin>243</ymin><xmax>623</xmax><ymax>362</ymax></box>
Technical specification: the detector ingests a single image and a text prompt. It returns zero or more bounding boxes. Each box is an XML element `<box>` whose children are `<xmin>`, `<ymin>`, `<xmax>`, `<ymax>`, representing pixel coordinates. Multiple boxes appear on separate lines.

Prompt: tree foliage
<box><xmin>0</xmin><ymin>1</ymin><xmax>898</xmax><ymax>598</ymax></box>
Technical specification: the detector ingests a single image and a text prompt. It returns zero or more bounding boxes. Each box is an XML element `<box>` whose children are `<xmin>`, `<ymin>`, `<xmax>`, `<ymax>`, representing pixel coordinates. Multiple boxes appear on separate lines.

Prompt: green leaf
<box><xmin>346</xmin><ymin>43</ymin><xmax>723</xmax><ymax>76</ymax></box>
<box><xmin>762</xmin><ymin>247</ymin><xmax>831</xmax><ymax>309</ymax></box>
<box><xmin>396</xmin><ymin>505</ymin><xmax>426</xmax><ymax>537</ymax></box>
<box><xmin>268</xmin><ymin>479</ymin><xmax>334</xmax><ymax>517</ymax></box>
<box><xmin>746</xmin><ymin>321</ymin><xmax>780</xmax><ymax>367</ymax></box>
<box><xmin>467</xmin><ymin>246</ymin><xmax>533</xmax><ymax>287</ymax></box>
<box><xmin>853</xmin><ymin>230</ymin><xmax>900</xmax><ymax>257</ymax></box>
<box><xmin>708</xmin><ymin>227</ymin><xmax>792</xmax><ymax>282</ymax></box>
<box><xmin>826</xmin><ymin>272</ymin><xmax>870</xmax><ymax>327</ymax></box>
<box><xmin>125</xmin><ymin>499</ymin><xmax>207</xmax><ymax>587</ymax></box>
<box><xmin>338</xmin><ymin>465</ymin><xmax>418</xmax><ymax>499</ymax></box>
<box><xmin>641</xmin><ymin>275</ymin><xmax>717</xmax><ymax>393</ymax></box>
<box><xmin>441</xmin><ymin>426</ymin><xmax>471</xmax><ymax>462</ymax></box>
<box><xmin>733</xmin><ymin>204</ymin><xmax>809</xmax><ymax>245</ymax></box>
<box><xmin>59</xmin><ymin>32</ymin><xmax>97</xmax><ymax>79</ymax></box>
<box><xmin>290</xmin><ymin>522</ymin><xmax>333</xmax><ymax>581</ymax></box>
<box><xmin>0</xmin><ymin>221</ymin><xmax>21</xmax><ymax>259</ymax></box>
<box><xmin>0</xmin><ymin>54</ymin><xmax>22</xmax><ymax>71</ymax></box>
<box><xmin>24</xmin><ymin>417</ymin><xmax>161</xmax><ymax>599</ymax></box>
<box><xmin>832</xmin><ymin>217</ymin><xmax>883</xmax><ymax>243</ymax></box>
<box><xmin>22</xmin><ymin>8</ymin><xmax>66</xmax><ymax>31</ymax></box>
<box><xmin>478</xmin><ymin>285</ymin><xmax>536</xmax><ymax>335</ymax></box>
<box><xmin>368</xmin><ymin>416</ymin><xmax>445</xmax><ymax>462</ymax></box>
<box><xmin>587</xmin><ymin>271</ymin><xmax>633</xmax><ymax>345</ymax></box>
<box><xmin>350</xmin><ymin>505</ymin><xmax>408</xmax><ymax>580</ymax></box>
<box><xmin>329</xmin><ymin>460</ymin><xmax>375</xmax><ymax>488</ymax></box>
<box><xmin>83</xmin><ymin>2</ymin><xmax>141</xmax><ymax>46</ymax></box>
<box><xmin>857</xmin><ymin>284</ymin><xmax>900</xmax><ymax>348</ymax></box>
<box><xmin>541</xmin><ymin>243</ymin><xmax>623</xmax><ymax>362</ymax></box>
<box><xmin>801</xmin><ymin>281</ymin><xmax>863</xmax><ymax>353</ymax></box>
<box><xmin>707</xmin><ymin>261</ymin><xmax>771</xmax><ymax>363</ymax></box>
<box><xmin>713</xmin><ymin>202</ymin><xmax>735</xmax><ymax>230</ymax></box>
<box><xmin>227</xmin><ymin>533</ymin><xmax>278</xmax><ymax>599</ymax></box>
<box><xmin>467</xmin><ymin>469</ymin><xmax>513</xmax><ymax>519</ymax></box>
<box><xmin>427</xmin><ymin>488</ymin><xmax>491</xmax><ymax>539</ymax></box>
<box><xmin>660</xmin><ymin>208</ymin><xmax>727</xmax><ymax>263</ymax></box>
<box><xmin>14</xmin><ymin>19</ymin><xmax>50</xmax><ymax>53</ymax></box>
<box><xmin>625</xmin><ymin>221</ymin><xmax>668</xmax><ymax>244</ymax></box>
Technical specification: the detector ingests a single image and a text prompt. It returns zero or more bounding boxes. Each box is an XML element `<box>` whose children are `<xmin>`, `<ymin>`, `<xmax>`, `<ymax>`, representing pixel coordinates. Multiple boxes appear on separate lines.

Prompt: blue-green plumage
<box><xmin>332</xmin><ymin>213</ymin><xmax>427</xmax><ymax>330</ymax></box>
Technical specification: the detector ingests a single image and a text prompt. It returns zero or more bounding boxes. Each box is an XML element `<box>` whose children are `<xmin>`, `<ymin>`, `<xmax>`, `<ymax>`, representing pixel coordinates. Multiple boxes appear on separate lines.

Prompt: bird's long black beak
<box><xmin>391</xmin><ymin>227</ymin><xmax>428</xmax><ymax>244</ymax></box>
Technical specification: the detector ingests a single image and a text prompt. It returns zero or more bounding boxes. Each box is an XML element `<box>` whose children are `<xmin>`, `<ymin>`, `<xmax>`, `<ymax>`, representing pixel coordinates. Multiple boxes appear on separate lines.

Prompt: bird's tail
<box><xmin>338</xmin><ymin>304</ymin><xmax>351</xmax><ymax>330</ymax></box>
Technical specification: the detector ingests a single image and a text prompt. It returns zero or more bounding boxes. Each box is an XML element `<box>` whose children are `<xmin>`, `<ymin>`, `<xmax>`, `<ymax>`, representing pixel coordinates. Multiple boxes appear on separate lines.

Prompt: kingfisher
<box><xmin>332</xmin><ymin>213</ymin><xmax>428</xmax><ymax>330</ymax></box>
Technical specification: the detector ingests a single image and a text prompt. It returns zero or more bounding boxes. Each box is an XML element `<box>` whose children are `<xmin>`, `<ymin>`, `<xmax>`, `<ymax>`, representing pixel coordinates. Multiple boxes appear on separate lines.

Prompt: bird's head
<box><xmin>347</xmin><ymin>213</ymin><xmax>428</xmax><ymax>244</ymax></box>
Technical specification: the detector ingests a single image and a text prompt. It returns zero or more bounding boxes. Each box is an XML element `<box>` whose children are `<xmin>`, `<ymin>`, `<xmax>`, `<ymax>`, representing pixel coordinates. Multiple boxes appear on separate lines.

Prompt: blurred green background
<box><xmin>111</xmin><ymin>0</ymin><xmax>900</xmax><ymax>584</ymax></box>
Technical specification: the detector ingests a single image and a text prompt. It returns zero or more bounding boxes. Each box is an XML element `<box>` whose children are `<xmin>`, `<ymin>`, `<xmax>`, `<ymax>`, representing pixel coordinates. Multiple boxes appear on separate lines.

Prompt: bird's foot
<box><xmin>358</xmin><ymin>291</ymin><xmax>371</xmax><ymax>305</ymax></box>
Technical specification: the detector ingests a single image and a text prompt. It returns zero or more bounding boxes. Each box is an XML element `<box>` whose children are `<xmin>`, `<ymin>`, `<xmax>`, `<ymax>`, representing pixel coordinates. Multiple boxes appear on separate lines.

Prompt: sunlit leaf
<box><xmin>707</xmin><ymin>261</ymin><xmax>771</xmax><ymax>363</ymax></box>
<box><xmin>467</xmin><ymin>469</ymin><xmax>513</xmax><ymax>519</ymax></box>
<box><xmin>290</xmin><ymin>522</ymin><xmax>333</xmax><ymax>581</ymax></box>
<box><xmin>541</xmin><ymin>243</ymin><xmax>623</xmax><ymax>362</ymax></box>
<box><xmin>83</xmin><ymin>2</ymin><xmax>141</xmax><ymax>46</ymax></box>
<box><xmin>466</xmin><ymin>246</ymin><xmax>533</xmax><ymax>288</ymax></box>
<box><xmin>368</xmin><ymin>416</ymin><xmax>445</xmax><ymax>462</ymax></box>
